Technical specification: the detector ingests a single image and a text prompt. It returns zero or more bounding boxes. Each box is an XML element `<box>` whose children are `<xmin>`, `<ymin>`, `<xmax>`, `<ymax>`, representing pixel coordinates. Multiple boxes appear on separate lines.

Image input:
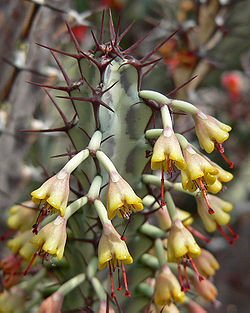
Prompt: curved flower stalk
<box><xmin>7</xmin><ymin>201</ymin><xmax>38</xmax><ymax>232</ymax></box>
<box><xmin>154</xmin><ymin>265</ymin><xmax>185</xmax><ymax>305</ymax></box>
<box><xmin>106</xmin><ymin>171</ymin><xmax>143</xmax><ymax>220</ymax></box>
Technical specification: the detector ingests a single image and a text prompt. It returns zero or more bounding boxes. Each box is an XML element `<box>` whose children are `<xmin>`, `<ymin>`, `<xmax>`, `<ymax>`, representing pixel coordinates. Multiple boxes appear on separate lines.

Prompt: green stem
<box><xmin>57</xmin><ymin>273</ymin><xmax>86</xmax><ymax>297</ymax></box>
<box><xmin>154</xmin><ymin>238</ymin><xmax>167</xmax><ymax>268</ymax></box>
<box><xmin>64</xmin><ymin>196</ymin><xmax>88</xmax><ymax>220</ymax></box>
<box><xmin>86</xmin><ymin>257</ymin><xmax>98</xmax><ymax>278</ymax></box>
<box><xmin>88</xmin><ymin>130</ymin><xmax>103</xmax><ymax>151</ymax></box>
<box><xmin>63</xmin><ymin>149</ymin><xmax>89</xmax><ymax>173</ymax></box>
<box><xmin>175</xmin><ymin>133</ymin><xmax>189</xmax><ymax>149</ymax></box>
<box><xmin>94</xmin><ymin>199</ymin><xmax>112</xmax><ymax>226</ymax></box>
<box><xmin>145</xmin><ymin>129</ymin><xmax>163</xmax><ymax>140</ymax></box>
<box><xmin>96</xmin><ymin>150</ymin><xmax>117</xmax><ymax>174</ymax></box>
<box><xmin>165</xmin><ymin>192</ymin><xmax>178</xmax><ymax>222</ymax></box>
<box><xmin>171</xmin><ymin>99</ymin><xmax>198</xmax><ymax>115</ymax></box>
<box><xmin>139</xmin><ymin>223</ymin><xmax>166</xmax><ymax>239</ymax></box>
<box><xmin>161</xmin><ymin>105</ymin><xmax>172</xmax><ymax>129</ymax></box>
<box><xmin>19</xmin><ymin>268</ymin><xmax>47</xmax><ymax>293</ymax></box>
<box><xmin>136</xmin><ymin>283</ymin><xmax>154</xmax><ymax>298</ymax></box>
<box><xmin>87</xmin><ymin>176</ymin><xmax>102</xmax><ymax>200</ymax></box>
<box><xmin>91</xmin><ymin>277</ymin><xmax>106</xmax><ymax>301</ymax></box>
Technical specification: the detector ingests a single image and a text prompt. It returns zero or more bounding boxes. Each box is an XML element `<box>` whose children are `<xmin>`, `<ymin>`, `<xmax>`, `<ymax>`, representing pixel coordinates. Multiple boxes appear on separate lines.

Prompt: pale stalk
<box><xmin>155</xmin><ymin>238</ymin><xmax>167</xmax><ymax>268</ymax></box>
<box><xmin>94</xmin><ymin>199</ymin><xmax>112</xmax><ymax>226</ymax></box>
<box><xmin>57</xmin><ymin>273</ymin><xmax>86</xmax><ymax>297</ymax></box>
<box><xmin>62</xmin><ymin>149</ymin><xmax>89</xmax><ymax>173</ymax></box>
<box><xmin>165</xmin><ymin>192</ymin><xmax>178</xmax><ymax>222</ymax></box>
<box><xmin>96</xmin><ymin>150</ymin><xmax>117</xmax><ymax>174</ymax></box>
<box><xmin>64</xmin><ymin>196</ymin><xmax>88</xmax><ymax>220</ymax></box>
<box><xmin>87</xmin><ymin>130</ymin><xmax>103</xmax><ymax>151</ymax></box>
<box><xmin>87</xmin><ymin>176</ymin><xmax>102</xmax><ymax>200</ymax></box>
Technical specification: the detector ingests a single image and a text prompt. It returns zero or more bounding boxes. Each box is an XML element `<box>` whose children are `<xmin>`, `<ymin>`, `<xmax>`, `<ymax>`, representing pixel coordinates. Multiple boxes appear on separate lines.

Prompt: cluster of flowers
<box><xmin>0</xmin><ymin>89</ymin><xmax>237</xmax><ymax>312</ymax></box>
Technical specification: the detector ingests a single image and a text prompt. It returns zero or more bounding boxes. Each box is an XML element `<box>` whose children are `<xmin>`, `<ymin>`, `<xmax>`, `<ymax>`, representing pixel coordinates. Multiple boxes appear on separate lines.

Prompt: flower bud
<box><xmin>192</xmin><ymin>277</ymin><xmax>218</xmax><ymax>302</ymax></box>
<box><xmin>38</xmin><ymin>292</ymin><xmax>64</xmax><ymax>313</ymax></box>
<box><xmin>193</xmin><ymin>249</ymin><xmax>220</xmax><ymax>278</ymax></box>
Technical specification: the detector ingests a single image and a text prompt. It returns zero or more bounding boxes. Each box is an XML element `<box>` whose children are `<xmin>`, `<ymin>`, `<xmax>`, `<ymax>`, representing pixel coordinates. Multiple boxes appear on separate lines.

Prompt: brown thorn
<box><xmin>166</xmin><ymin>75</ymin><xmax>197</xmax><ymax>97</ymax></box>
<box><xmin>65</xmin><ymin>22</ymin><xmax>82</xmax><ymax>54</ymax></box>
<box><xmin>100</xmin><ymin>11</ymin><xmax>105</xmax><ymax>45</ymax></box>
<box><xmin>119</xmin><ymin>20</ymin><xmax>135</xmax><ymax>43</ymax></box>
<box><xmin>108</xmin><ymin>9</ymin><xmax>115</xmax><ymax>41</ymax></box>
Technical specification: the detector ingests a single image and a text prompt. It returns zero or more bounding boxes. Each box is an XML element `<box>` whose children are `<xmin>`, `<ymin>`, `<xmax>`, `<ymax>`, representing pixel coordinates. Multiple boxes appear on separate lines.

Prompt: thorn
<box><xmin>108</xmin><ymin>9</ymin><xmax>115</xmax><ymax>41</ymax></box>
<box><xmin>100</xmin><ymin>11</ymin><xmax>105</xmax><ymax>45</ymax></box>
<box><xmin>166</xmin><ymin>76</ymin><xmax>198</xmax><ymax>97</ymax></box>
<box><xmin>50</xmin><ymin>51</ymin><xmax>71</xmax><ymax>86</ymax></box>
<box><xmin>36</xmin><ymin>43</ymin><xmax>83</xmax><ymax>60</ymax></box>
<box><xmin>119</xmin><ymin>20</ymin><xmax>135</xmax><ymax>43</ymax></box>
<box><xmin>65</xmin><ymin>22</ymin><xmax>82</xmax><ymax>54</ymax></box>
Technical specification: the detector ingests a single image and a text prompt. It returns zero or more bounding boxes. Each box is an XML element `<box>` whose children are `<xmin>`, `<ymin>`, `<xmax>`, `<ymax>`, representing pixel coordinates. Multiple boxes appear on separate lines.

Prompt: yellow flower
<box><xmin>8</xmin><ymin>201</ymin><xmax>38</xmax><ymax>232</ymax></box>
<box><xmin>38</xmin><ymin>292</ymin><xmax>64</xmax><ymax>313</ymax></box>
<box><xmin>154</xmin><ymin>265</ymin><xmax>185</xmax><ymax>305</ymax></box>
<box><xmin>191</xmin><ymin>277</ymin><xmax>218</xmax><ymax>302</ymax></box>
<box><xmin>31</xmin><ymin>169</ymin><xmax>70</xmax><ymax>216</ymax></box>
<box><xmin>7</xmin><ymin>230</ymin><xmax>37</xmax><ymax>262</ymax></box>
<box><xmin>196</xmin><ymin>194</ymin><xmax>233</xmax><ymax>232</ymax></box>
<box><xmin>98</xmin><ymin>223</ymin><xmax>133</xmax><ymax>270</ymax></box>
<box><xmin>157</xmin><ymin>207</ymin><xmax>193</xmax><ymax>231</ymax></box>
<box><xmin>167</xmin><ymin>219</ymin><xmax>201</xmax><ymax>262</ymax></box>
<box><xmin>0</xmin><ymin>287</ymin><xmax>25</xmax><ymax>313</ymax></box>
<box><xmin>107</xmin><ymin>172</ymin><xmax>143</xmax><ymax>220</ymax></box>
<box><xmin>151</xmin><ymin>127</ymin><xmax>186</xmax><ymax>172</ymax></box>
<box><xmin>181</xmin><ymin>145</ymin><xmax>218</xmax><ymax>192</ymax></box>
<box><xmin>157</xmin><ymin>303</ymin><xmax>180</xmax><ymax>313</ymax></box>
<box><xmin>30</xmin><ymin>216</ymin><xmax>67</xmax><ymax>260</ymax></box>
<box><xmin>193</xmin><ymin>249</ymin><xmax>220</xmax><ymax>278</ymax></box>
<box><xmin>193</xmin><ymin>110</ymin><xmax>232</xmax><ymax>153</ymax></box>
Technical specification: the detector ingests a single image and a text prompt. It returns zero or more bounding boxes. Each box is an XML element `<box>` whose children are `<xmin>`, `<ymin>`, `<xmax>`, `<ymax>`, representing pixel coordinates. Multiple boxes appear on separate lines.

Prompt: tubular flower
<box><xmin>7</xmin><ymin>230</ymin><xmax>37</xmax><ymax>262</ymax></box>
<box><xmin>167</xmin><ymin>219</ymin><xmax>201</xmax><ymax>263</ymax></box>
<box><xmin>7</xmin><ymin>201</ymin><xmax>38</xmax><ymax>232</ymax></box>
<box><xmin>30</xmin><ymin>216</ymin><xmax>67</xmax><ymax>261</ymax></box>
<box><xmin>151</xmin><ymin>127</ymin><xmax>186</xmax><ymax>172</ymax></box>
<box><xmin>0</xmin><ymin>287</ymin><xmax>25</xmax><ymax>313</ymax></box>
<box><xmin>154</xmin><ymin>265</ymin><xmax>185</xmax><ymax>305</ymax></box>
<box><xmin>193</xmin><ymin>110</ymin><xmax>232</xmax><ymax>154</ymax></box>
<box><xmin>98</xmin><ymin>223</ymin><xmax>133</xmax><ymax>297</ymax></box>
<box><xmin>196</xmin><ymin>195</ymin><xmax>232</xmax><ymax>232</ymax></box>
<box><xmin>38</xmin><ymin>291</ymin><xmax>64</xmax><ymax>313</ymax></box>
<box><xmin>181</xmin><ymin>145</ymin><xmax>218</xmax><ymax>193</ymax></box>
<box><xmin>157</xmin><ymin>207</ymin><xmax>193</xmax><ymax>231</ymax></box>
<box><xmin>31</xmin><ymin>169</ymin><xmax>70</xmax><ymax>217</ymax></box>
<box><xmin>107</xmin><ymin>171</ymin><xmax>143</xmax><ymax>220</ymax></box>
<box><xmin>193</xmin><ymin>249</ymin><xmax>220</xmax><ymax>278</ymax></box>
<box><xmin>191</xmin><ymin>277</ymin><xmax>218</xmax><ymax>302</ymax></box>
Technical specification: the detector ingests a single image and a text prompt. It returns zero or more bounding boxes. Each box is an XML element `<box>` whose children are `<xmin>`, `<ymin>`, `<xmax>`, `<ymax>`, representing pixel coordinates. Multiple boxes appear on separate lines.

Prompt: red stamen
<box><xmin>198</xmin><ymin>178</ymin><xmax>214</xmax><ymax>214</ymax></box>
<box><xmin>226</xmin><ymin>225</ymin><xmax>239</xmax><ymax>240</ymax></box>
<box><xmin>22</xmin><ymin>248</ymin><xmax>40</xmax><ymax>277</ymax></box>
<box><xmin>217</xmin><ymin>225</ymin><xmax>234</xmax><ymax>246</ymax></box>
<box><xmin>117</xmin><ymin>268</ymin><xmax>122</xmax><ymax>291</ymax></box>
<box><xmin>32</xmin><ymin>208</ymin><xmax>47</xmax><ymax>234</ymax></box>
<box><xmin>186</xmin><ymin>225</ymin><xmax>211</xmax><ymax>243</ymax></box>
<box><xmin>178</xmin><ymin>260</ymin><xmax>185</xmax><ymax>291</ymax></box>
<box><xmin>0</xmin><ymin>229</ymin><xmax>15</xmax><ymax>241</ymax></box>
<box><xmin>215</xmin><ymin>142</ymin><xmax>234</xmax><ymax>168</ymax></box>
<box><xmin>5</xmin><ymin>258</ymin><xmax>23</xmax><ymax>283</ymax></box>
<box><xmin>188</xmin><ymin>254</ymin><xmax>204</xmax><ymax>282</ymax></box>
<box><xmin>108</xmin><ymin>261</ymin><xmax>116</xmax><ymax>298</ymax></box>
<box><xmin>121</xmin><ymin>261</ymin><xmax>131</xmax><ymax>297</ymax></box>
<box><xmin>161</xmin><ymin>163</ymin><xmax>165</xmax><ymax>207</ymax></box>
<box><xmin>183</xmin><ymin>259</ymin><xmax>190</xmax><ymax>291</ymax></box>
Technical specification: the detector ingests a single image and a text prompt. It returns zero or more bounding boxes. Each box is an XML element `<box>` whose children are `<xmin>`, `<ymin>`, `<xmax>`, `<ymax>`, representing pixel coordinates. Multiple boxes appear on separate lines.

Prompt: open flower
<box><xmin>38</xmin><ymin>291</ymin><xmax>64</xmax><ymax>313</ymax></box>
<box><xmin>107</xmin><ymin>172</ymin><xmax>143</xmax><ymax>220</ymax></box>
<box><xmin>193</xmin><ymin>110</ymin><xmax>232</xmax><ymax>153</ymax></box>
<box><xmin>8</xmin><ymin>201</ymin><xmax>38</xmax><ymax>232</ymax></box>
<box><xmin>157</xmin><ymin>207</ymin><xmax>193</xmax><ymax>231</ymax></box>
<box><xmin>154</xmin><ymin>265</ymin><xmax>185</xmax><ymax>305</ymax></box>
<box><xmin>196</xmin><ymin>194</ymin><xmax>232</xmax><ymax>232</ymax></box>
<box><xmin>167</xmin><ymin>219</ymin><xmax>201</xmax><ymax>263</ymax></box>
<box><xmin>98</xmin><ymin>223</ymin><xmax>133</xmax><ymax>297</ymax></box>
<box><xmin>31</xmin><ymin>169</ymin><xmax>70</xmax><ymax>216</ymax></box>
<box><xmin>193</xmin><ymin>249</ymin><xmax>220</xmax><ymax>278</ymax></box>
<box><xmin>30</xmin><ymin>216</ymin><xmax>67</xmax><ymax>260</ymax></box>
<box><xmin>191</xmin><ymin>277</ymin><xmax>218</xmax><ymax>302</ymax></box>
<box><xmin>157</xmin><ymin>303</ymin><xmax>180</xmax><ymax>313</ymax></box>
<box><xmin>151</xmin><ymin>127</ymin><xmax>186</xmax><ymax>172</ymax></box>
<box><xmin>181</xmin><ymin>145</ymin><xmax>218</xmax><ymax>192</ymax></box>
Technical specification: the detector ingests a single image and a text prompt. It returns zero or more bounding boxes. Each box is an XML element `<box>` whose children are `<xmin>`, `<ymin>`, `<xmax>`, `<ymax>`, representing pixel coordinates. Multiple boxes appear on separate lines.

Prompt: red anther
<box><xmin>215</xmin><ymin>142</ymin><xmax>234</xmax><ymax>168</ymax></box>
<box><xmin>217</xmin><ymin>225</ymin><xmax>234</xmax><ymax>245</ymax></box>
<box><xmin>121</xmin><ymin>261</ymin><xmax>131</xmax><ymax>298</ymax></box>
<box><xmin>32</xmin><ymin>208</ymin><xmax>47</xmax><ymax>234</ymax></box>
<box><xmin>0</xmin><ymin>229</ymin><xmax>15</xmax><ymax>242</ymax></box>
<box><xmin>188</xmin><ymin>254</ymin><xmax>204</xmax><ymax>282</ymax></box>
<box><xmin>178</xmin><ymin>261</ymin><xmax>185</xmax><ymax>291</ymax></box>
<box><xmin>186</xmin><ymin>225</ymin><xmax>211</xmax><ymax>243</ymax></box>
<box><xmin>22</xmin><ymin>248</ymin><xmax>40</xmax><ymax>277</ymax></box>
<box><xmin>121</xmin><ymin>237</ymin><xmax>126</xmax><ymax>241</ymax></box>
<box><xmin>198</xmin><ymin>178</ymin><xmax>214</xmax><ymax>214</ymax></box>
<box><xmin>226</xmin><ymin>225</ymin><xmax>239</xmax><ymax>240</ymax></box>
<box><xmin>117</xmin><ymin>268</ymin><xmax>122</xmax><ymax>291</ymax></box>
<box><xmin>183</xmin><ymin>260</ymin><xmax>190</xmax><ymax>291</ymax></box>
<box><xmin>117</xmin><ymin>286</ymin><xmax>122</xmax><ymax>291</ymax></box>
<box><xmin>145</xmin><ymin>150</ymin><xmax>152</xmax><ymax>158</ymax></box>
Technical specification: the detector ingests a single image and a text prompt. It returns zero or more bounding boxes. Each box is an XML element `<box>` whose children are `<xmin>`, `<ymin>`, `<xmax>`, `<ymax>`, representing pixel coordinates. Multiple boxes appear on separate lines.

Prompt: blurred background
<box><xmin>0</xmin><ymin>0</ymin><xmax>249</xmax><ymax>312</ymax></box>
